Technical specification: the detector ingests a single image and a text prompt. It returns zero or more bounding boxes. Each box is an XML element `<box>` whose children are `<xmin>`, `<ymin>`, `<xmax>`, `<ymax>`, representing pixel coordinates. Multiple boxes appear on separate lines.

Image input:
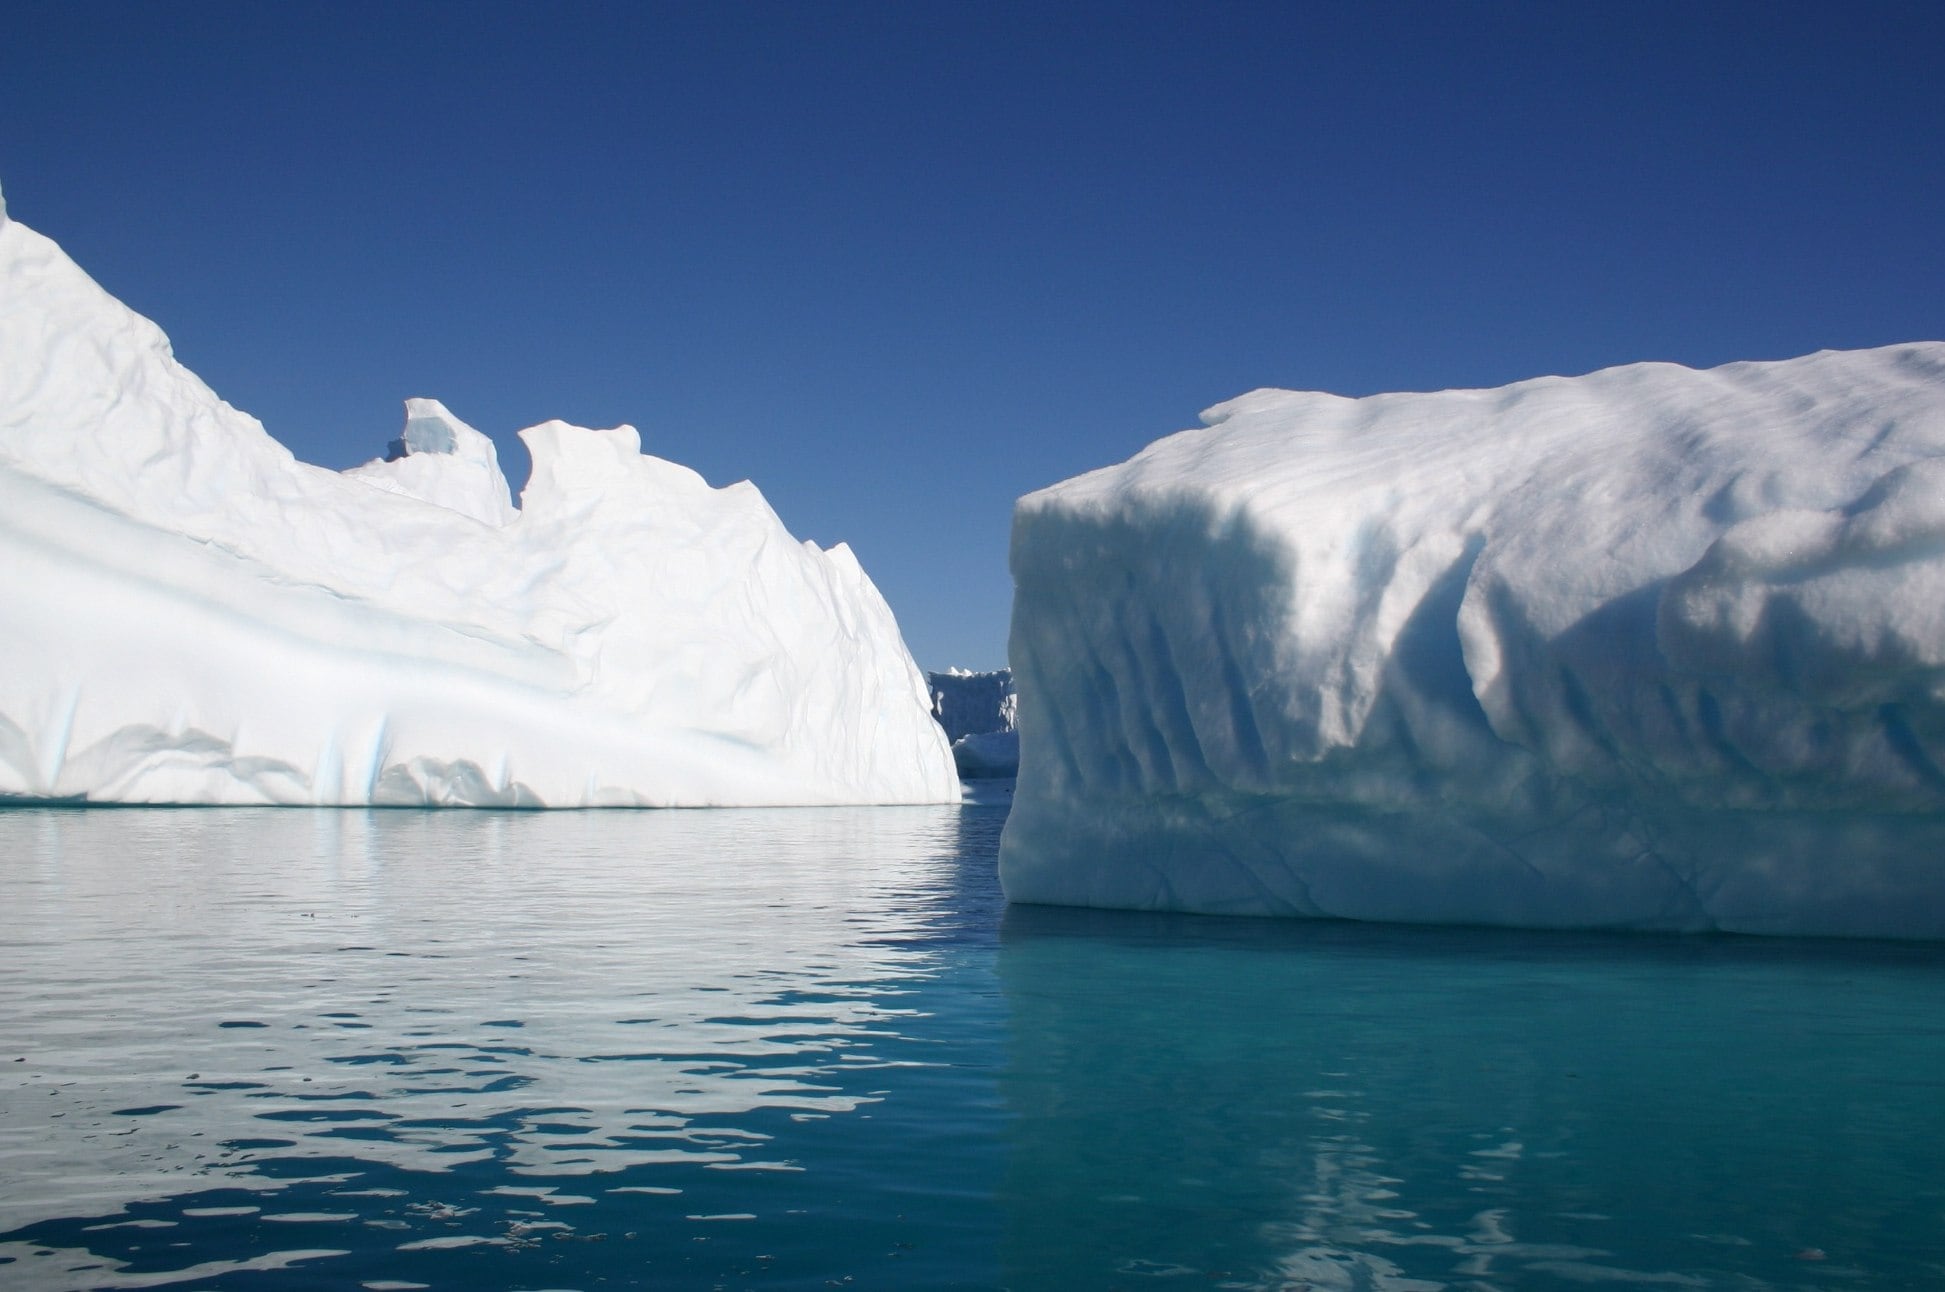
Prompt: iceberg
<box><xmin>950</xmin><ymin>728</ymin><xmax>1021</xmax><ymax>780</ymax></box>
<box><xmin>927</xmin><ymin>667</ymin><xmax>1020</xmax><ymax>778</ymax></box>
<box><xmin>0</xmin><ymin>186</ymin><xmax>957</xmax><ymax>806</ymax></box>
<box><xmin>927</xmin><ymin>667</ymin><xmax>1018</xmax><ymax>743</ymax></box>
<box><xmin>342</xmin><ymin>397</ymin><xmax>518</xmax><ymax>528</ymax></box>
<box><xmin>1001</xmin><ymin>345</ymin><xmax>1945</xmax><ymax>937</ymax></box>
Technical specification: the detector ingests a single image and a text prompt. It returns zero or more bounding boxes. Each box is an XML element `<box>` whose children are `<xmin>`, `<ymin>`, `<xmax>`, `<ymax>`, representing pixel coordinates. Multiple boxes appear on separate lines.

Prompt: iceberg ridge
<box><xmin>0</xmin><ymin>195</ymin><xmax>957</xmax><ymax>806</ymax></box>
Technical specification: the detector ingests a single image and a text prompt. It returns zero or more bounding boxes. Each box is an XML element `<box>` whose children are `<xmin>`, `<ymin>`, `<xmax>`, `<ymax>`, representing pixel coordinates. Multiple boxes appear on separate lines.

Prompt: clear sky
<box><xmin>4</xmin><ymin>1</ymin><xmax>1942</xmax><ymax>671</ymax></box>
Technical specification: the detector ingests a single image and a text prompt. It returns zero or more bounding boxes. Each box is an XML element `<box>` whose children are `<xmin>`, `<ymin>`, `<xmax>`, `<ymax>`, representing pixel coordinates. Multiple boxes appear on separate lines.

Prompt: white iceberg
<box><xmin>0</xmin><ymin>187</ymin><xmax>957</xmax><ymax>806</ymax></box>
<box><xmin>1001</xmin><ymin>344</ymin><xmax>1945</xmax><ymax>937</ymax></box>
<box><xmin>342</xmin><ymin>397</ymin><xmax>518</xmax><ymax>528</ymax></box>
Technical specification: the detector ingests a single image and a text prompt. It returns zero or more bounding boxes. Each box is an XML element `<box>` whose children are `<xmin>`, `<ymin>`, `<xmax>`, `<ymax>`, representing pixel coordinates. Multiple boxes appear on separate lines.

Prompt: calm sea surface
<box><xmin>1</xmin><ymin>804</ymin><xmax>1942</xmax><ymax>1290</ymax></box>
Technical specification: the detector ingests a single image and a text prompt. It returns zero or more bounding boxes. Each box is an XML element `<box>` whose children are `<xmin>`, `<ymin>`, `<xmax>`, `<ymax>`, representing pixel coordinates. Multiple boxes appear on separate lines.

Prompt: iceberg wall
<box><xmin>1001</xmin><ymin>345</ymin><xmax>1945</xmax><ymax>937</ymax></box>
<box><xmin>927</xmin><ymin>667</ymin><xmax>1020</xmax><ymax>779</ymax></box>
<box><xmin>0</xmin><ymin>189</ymin><xmax>957</xmax><ymax>806</ymax></box>
<box><xmin>926</xmin><ymin>667</ymin><xmax>1017</xmax><ymax>743</ymax></box>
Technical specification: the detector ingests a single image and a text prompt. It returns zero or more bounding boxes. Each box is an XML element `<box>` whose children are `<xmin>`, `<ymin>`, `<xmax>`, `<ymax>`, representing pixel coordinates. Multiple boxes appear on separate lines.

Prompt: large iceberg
<box><xmin>0</xmin><ymin>187</ymin><xmax>957</xmax><ymax>806</ymax></box>
<box><xmin>1002</xmin><ymin>345</ymin><xmax>1945</xmax><ymax>937</ymax></box>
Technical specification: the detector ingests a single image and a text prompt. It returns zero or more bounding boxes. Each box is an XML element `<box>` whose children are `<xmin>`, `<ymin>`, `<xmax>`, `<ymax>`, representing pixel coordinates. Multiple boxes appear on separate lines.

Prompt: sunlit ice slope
<box><xmin>0</xmin><ymin>186</ymin><xmax>956</xmax><ymax>806</ymax></box>
<box><xmin>1002</xmin><ymin>343</ymin><xmax>1945</xmax><ymax>937</ymax></box>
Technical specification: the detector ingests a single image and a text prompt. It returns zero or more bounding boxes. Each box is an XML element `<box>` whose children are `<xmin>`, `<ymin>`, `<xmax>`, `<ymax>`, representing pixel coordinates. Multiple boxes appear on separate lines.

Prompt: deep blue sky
<box><xmin>4</xmin><ymin>2</ymin><xmax>1942</xmax><ymax>670</ymax></box>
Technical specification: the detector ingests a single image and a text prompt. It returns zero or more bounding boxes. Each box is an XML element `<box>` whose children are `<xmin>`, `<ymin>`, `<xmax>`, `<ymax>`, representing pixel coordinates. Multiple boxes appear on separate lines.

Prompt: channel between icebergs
<box><xmin>1001</xmin><ymin>345</ymin><xmax>1945</xmax><ymax>937</ymax></box>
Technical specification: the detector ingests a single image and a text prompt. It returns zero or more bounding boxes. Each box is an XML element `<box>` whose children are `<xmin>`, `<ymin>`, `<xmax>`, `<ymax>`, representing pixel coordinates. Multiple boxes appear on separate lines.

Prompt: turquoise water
<box><xmin>2</xmin><ymin>806</ymin><xmax>1942</xmax><ymax>1290</ymax></box>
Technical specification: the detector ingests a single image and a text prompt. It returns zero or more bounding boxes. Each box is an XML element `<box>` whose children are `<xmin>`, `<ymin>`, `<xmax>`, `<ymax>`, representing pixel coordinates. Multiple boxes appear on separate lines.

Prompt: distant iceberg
<box><xmin>1002</xmin><ymin>345</ymin><xmax>1945</xmax><ymax>937</ymax></box>
<box><xmin>0</xmin><ymin>187</ymin><xmax>957</xmax><ymax>806</ymax></box>
<box><xmin>927</xmin><ymin>667</ymin><xmax>1019</xmax><ymax>779</ymax></box>
<box><xmin>950</xmin><ymin>728</ymin><xmax>1020</xmax><ymax>780</ymax></box>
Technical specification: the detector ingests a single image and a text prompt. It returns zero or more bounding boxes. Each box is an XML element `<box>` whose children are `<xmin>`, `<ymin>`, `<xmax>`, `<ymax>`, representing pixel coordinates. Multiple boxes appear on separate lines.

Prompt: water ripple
<box><xmin>0</xmin><ymin>806</ymin><xmax>1002</xmax><ymax>1288</ymax></box>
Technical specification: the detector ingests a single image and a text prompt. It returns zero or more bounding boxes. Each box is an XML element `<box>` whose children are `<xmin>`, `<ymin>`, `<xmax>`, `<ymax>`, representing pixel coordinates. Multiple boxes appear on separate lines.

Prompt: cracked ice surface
<box><xmin>1002</xmin><ymin>344</ymin><xmax>1945</xmax><ymax>936</ymax></box>
<box><xmin>0</xmin><ymin>189</ymin><xmax>956</xmax><ymax>806</ymax></box>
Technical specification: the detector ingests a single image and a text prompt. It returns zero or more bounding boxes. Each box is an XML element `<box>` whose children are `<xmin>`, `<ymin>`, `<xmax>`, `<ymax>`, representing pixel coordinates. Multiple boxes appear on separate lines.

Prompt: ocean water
<box><xmin>1</xmin><ymin>805</ymin><xmax>1942</xmax><ymax>1291</ymax></box>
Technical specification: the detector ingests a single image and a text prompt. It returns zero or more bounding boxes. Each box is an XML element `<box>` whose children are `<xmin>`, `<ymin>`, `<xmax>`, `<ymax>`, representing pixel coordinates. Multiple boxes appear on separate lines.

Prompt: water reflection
<box><xmin>0</xmin><ymin>805</ymin><xmax>1005</xmax><ymax>1288</ymax></box>
<box><xmin>6</xmin><ymin>806</ymin><xmax>1944</xmax><ymax>1290</ymax></box>
<box><xmin>996</xmin><ymin>905</ymin><xmax>1945</xmax><ymax>1290</ymax></box>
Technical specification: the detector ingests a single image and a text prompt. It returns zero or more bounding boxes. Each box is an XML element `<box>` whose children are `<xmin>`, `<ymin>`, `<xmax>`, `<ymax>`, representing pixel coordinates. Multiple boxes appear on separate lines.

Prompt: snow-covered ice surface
<box><xmin>1002</xmin><ymin>344</ymin><xmax>1945</xmax><ymax>937</ymax></box>
<box><xmin>342</xmin><ymin>397</ymin><xmax>518</xmax><ymax>528</ymax></box>
<box><xmin>0</xmin><ymin>188</ymin><xmax>956</xmax><ymax>806</ymax></box>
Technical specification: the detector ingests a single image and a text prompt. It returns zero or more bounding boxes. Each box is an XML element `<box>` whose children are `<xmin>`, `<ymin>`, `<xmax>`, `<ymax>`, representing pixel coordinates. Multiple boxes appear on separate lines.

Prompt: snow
<box><xmin>0</xmin><ymin>187</ymin><xmax>957</xmax><ymax>806</ymax></box>
<box><xmin>1001</xmin><ymin>344</ymin><xmax>1945</xmax><ymax>937</ymax></box>
<box><xmin>342</xmin><ymin>398</ymin><xmax>517</xmax><ymax>527</ymax></box>
<box><xmin>926</xmin><ymin>667</ymin><xmax>1019</xmax><ymax>778</ymax></box>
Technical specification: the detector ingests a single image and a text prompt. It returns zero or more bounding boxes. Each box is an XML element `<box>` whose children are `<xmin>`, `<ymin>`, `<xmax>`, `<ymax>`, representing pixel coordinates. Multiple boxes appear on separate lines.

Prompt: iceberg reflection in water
<box><xmin>998</xmin><ymin>906</ymin><xmax>1945</xmax><ymax>1289</ymax></box>
<box><xmin>0</xmin><ymin>807</ymin><xmax>1008</xmax><ymax>1289</ymax></box>
<box><xmin>3</xmin><ymin>806</ymin><xmax>1944</xmax><ymax>1289</ymax></box>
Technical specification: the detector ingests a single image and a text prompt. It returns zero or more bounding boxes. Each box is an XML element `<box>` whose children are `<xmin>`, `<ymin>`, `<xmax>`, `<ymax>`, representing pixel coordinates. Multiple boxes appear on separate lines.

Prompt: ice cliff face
<box><xmin>0</xmin><ymin>189</ymin><xmax>957</xmax><ymax>806</ymax></box>
<box><xmin>1002</xmin><ymin>345</ymin><xmax>1945</xmax><ymax>937</ymax></box>
<box><xmin>927</xmin><ymin>668</ymin><xmax>1020</xmax><ymax>779</ymax></box>
<box><xmin>927</xmin><ymin>667</ymin><xmax>1017</xmax><ymax>742</ymax></box>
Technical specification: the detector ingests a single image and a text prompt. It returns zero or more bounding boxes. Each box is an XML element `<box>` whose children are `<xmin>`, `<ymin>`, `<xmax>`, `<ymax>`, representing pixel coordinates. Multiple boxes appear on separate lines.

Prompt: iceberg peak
<box><xmin>0</xmin><ymin>198</ymin><xmax>957</xmax><ymax>808</ymax></box>
<box><xmin>389</xmin><ymin>397</ymin><xmax>471</xmax><ymax>459</ymax></box>
<box><xmin>344</xmin><ymin>399</ymin><xmax>516</xmax><ymax>527</ymax></box>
